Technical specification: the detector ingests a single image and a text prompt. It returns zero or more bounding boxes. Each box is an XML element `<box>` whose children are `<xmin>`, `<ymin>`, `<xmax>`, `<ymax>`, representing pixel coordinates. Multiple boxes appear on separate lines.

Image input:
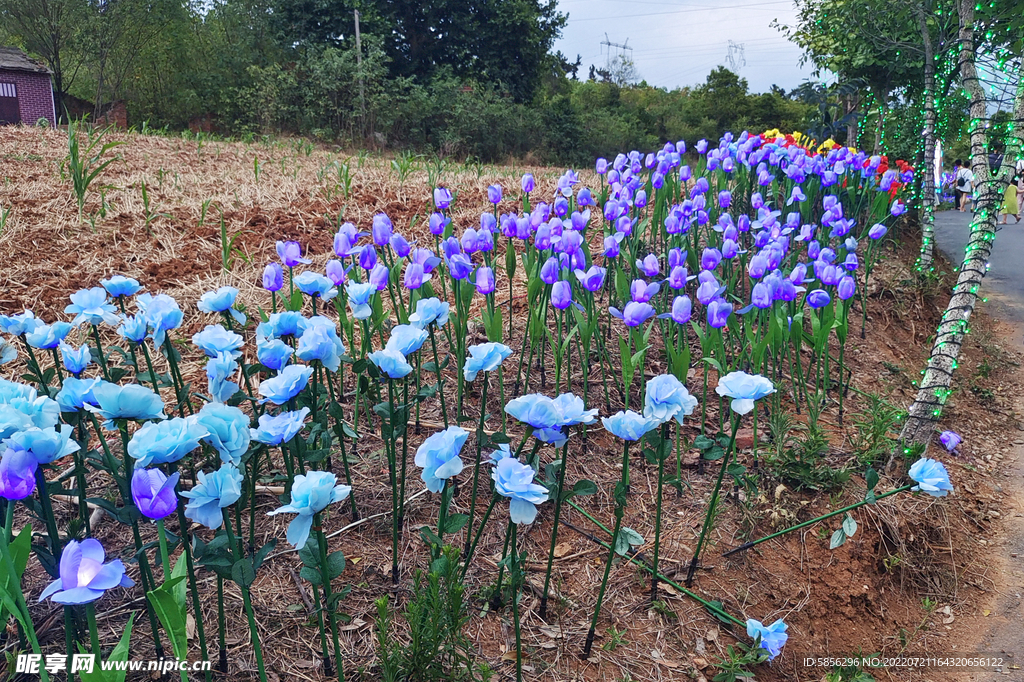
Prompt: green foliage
<box><xmin>849</xmin><ymin>394</ymin><xmax>903</xmax><ymax>465</ymax></box>
<box><xmin>62</xmin><ymin>121</ymin><xmax>123</xmax><ymax>223</ymax></box>
<box><xmin>712</xmin><ymin>637</ymin><xmax>770</xmax><ymax>681</ymax></box>
<box><xmin>765</xmin><ymin>398</ymin><xmax>850</xmax><ymax>491</ymax></box>
<box><xmin>373</xmin><ymin>547</ymin><xmax>483</xmax><ymax>682</ymax></box>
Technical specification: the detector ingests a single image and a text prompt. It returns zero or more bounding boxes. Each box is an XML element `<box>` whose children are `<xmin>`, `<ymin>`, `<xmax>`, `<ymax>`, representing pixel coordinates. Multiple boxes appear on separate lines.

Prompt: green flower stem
<box><xmin>722</xmin><ymin>484</ymin><xmax>915</xmax><ymax>557</ymax></box>
<box><xmin>281</xmin><ymin>444</ymin><xmax>295</xmax><ymax>500</ymax></box>
<box><xmin>650</xmin><ymin>422</ymin><xmax>670</xmax><ymax>604</ymax></box>
<box><xmin>73</xmin><ymin>414</ymin><xmax>91</xmax><ymax>535</ymax></box>
<box><xmin>217</xmin><ymin>576</ymin><xmax>227</xmax><ymax>673</ymax></box>
<box><xmin>490</xmin><ymin>521</ymin><xmax>513</xmax><ymax>610</ymax></box>
<box><xmin>139</xmin><ymin>341</ymin><xmax>161</xmax><ymax>393</ymax></box>
<box><xmin>222</xmin><ymin>509</ymin><xmax>267</xmax><ymax>682</ymax></box>
<box><xmin>324</xmin><ymin>378</ymin><xmax>358</xmax><ymax>521</ymax></box>
<box><xmin>311</xmin><ymin>582</ymin><xmax>333</xmax><ymax>677</ymax></box>
<box><xmin>428</xmin><ymin>327</ymin><xmax>449</xmax><ymax>427</ymax></box>
<box><xmin>510</xmin><ymin>522</ymin><xmax>524</xmax><ymax>682</ymax></box>
<box><xmin>461</xmin><ymin>492</ymin><xmax>498</xmax><ymax>578</ymax></box>
<box><xmin>0</xmin><ymin>531</ymin><xmax>50</xmax><ymax>682</ymax></box>
<box><xmin>169</xmin><ymin>463</ymin><xmax>211</xmax><ymax>682</ymax></box>
<box><xmin>90</xmin><ymin>325</ymin><xmax>112</xmax><ymax>382</ymax></box>
<box><xmin>162</xmin><ymin>336</ymin><xmax>194</xmax><ymax>417</ymax></box>
<box><xmin>49</xmin><ymin>348</ymin><xmax>64</xmax><ymax>386</ymax></box>
<box><xmin>583</xmin><ymin>439</ymin><xmax>630</xmax><ymax>657</ymax></box>
<box><xmin>397</xmin><ymin>377</ymin><xmax>411</xmax><ymax>534</ymax></box>
<box><xmin>462</xmin><ymin>375</ymin><xmax>489</xmax><ymax>560</ymax></box>
<box><xmin>539</xmin><ymin>437</ymin><xmax>572</xmax><ymax>619</ymax></box>
<box><xmin>435</xmin><ymin>483</ymin><xmax>453</xmax><ymax>560</ymax></box>
<box><xmin>4</xmin><ymin>499</ymin><xmax>14</xmax><ymax>542</ymax></box>
<box><xmin>386</xmin><ymin>379</ymin><xmax>400</xmax><ymax>584</ymax></box>
<box><xmin>156</xmin><ymin>519</ymin><xmax>172</xmax><ymax>579</ymax></box>
<box><xmin>685</xmin><ymin>413</ymin><xmax>740</xmax><ymax>587</ymax></box>
<box><xmin>20</xmin><ymin>339</ymin><xmax>48</xmax><ymax>391</ymax></box>
<box><xmin>315</xmin><ymin>516</ymin><xmax>345</xmax><ymax>682</ymax></box>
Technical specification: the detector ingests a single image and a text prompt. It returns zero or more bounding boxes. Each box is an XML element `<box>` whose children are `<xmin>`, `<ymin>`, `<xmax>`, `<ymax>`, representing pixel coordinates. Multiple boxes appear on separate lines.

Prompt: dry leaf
<box><xmin>502</xmin><ymin>650</ymin><xmax>520</xmax><ymax>662</ymax></box>
<box><xmin>983</xmin><ymin>609</ymin><xmax>991</xmax><ymax>616</ymax></box>
<box><xmin>705</xmin><ymin>627</ymin><xmax>719</xmax><ymax>642</ymax></box>
<box><xmin>553</xmin><ymin>542</ymin><xmax>572</xmax><ymax>558</ymax></box>
<box><xmin>350</xmin><ymin>557</ymin><xmax>361</xmax><ymax>564</ymax></box>
<box><xmin>186</xmin><ymin>614</ymin><xmax>196</xmax><ymax>640</ymax></box>
<box><xmin>339</xmin><ymin>618</ymin><xmax>367</xmax><ymax>631</ymax></box>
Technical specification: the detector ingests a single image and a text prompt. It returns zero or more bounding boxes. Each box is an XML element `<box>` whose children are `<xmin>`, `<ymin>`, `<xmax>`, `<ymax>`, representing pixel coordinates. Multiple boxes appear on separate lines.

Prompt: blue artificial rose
<box><xmin>268</xmin><ymin>470</ymin><xmax>351</xmax><ymax>547</ymax></box>
<box><xmin>181</xmin><ymin>464</ymin><xmax>244</xmax><ymax>529</ymax></box>
<box><xmin>463</xmin><ymin>343</ymin><xmax>512</xmax><ymax>381</ymax></box>
<box><xmin>602</xmin><ymin>410</ymin><xmax>654</xmax><ymax>442</ymax></box>
<box><xmin>714</xmin><ymin>371</ymin><xmax>775</xmax><ymax>416</ymax></box>
<box><xmin>59</xmin><ymin>343</ymin><xmax>92</xmax><ymax>375</ymax></box>
<box><xmin>257</xmin><ymin>338</ymin><xmax>293</xmax><ymax>371</ymax></box>
<box><xmin>296</xmin><ymin>317</ymin><xmax>345</xmax><ymax>372</ymax></box>
<box><xmin>196</xmin><ymin>402</ymin><xmax>251</xmax><ymax>466</ymax></box>
<box><xmin>85</xmin><ymin>382</ymin><xmax>165</xmax><ymax>429</ymax></box>
<box><xmin>197</xmin><ymin>286</ymin><xmax>246</xmax><ymax>325</ymax></box>
<box><xmin>415</xmin><ymin>426</ymin><xmax>469</xmax><ymax>492</ymax></box>
<box><xmin>492</xmin><ymin>457</ymin><xmax>548</xmax><ymax>524</ymax></box>
<box><xmin>294</xmin><ymin>272</ymin><xmax>339</xmax><ymax>301</ymax></box>
<box><xmin>908</xmin><ymin>457</ymin><xmax>953</xmax><ymax>497</ymax></box>
<box><xmin>192</xmin><ymin>324</ymin><xmax>244</xmax><ymax>359</ymax></box>
<box><xmin>385</xmin><ymin>325</ymin><xmax>428</xmax><ymax>357</ymax></box>
<box><xmin>368</xmin><ymin>349</ymin><xmax>413</xmax><ymax>379</ymax></box>
<box><xmin>4</xmin><ymin>425</ymin><xmax>79</xmax><ymax>464</ymax></box>
<box><xmin>65</xmin><ymin>287</ymin><xmax>119</xmax><ymax>327</ymax></box>
<box><xmin>0</xmin><ymin>310</ymin><xmax>42</xmax><ymax>337</ymax></box>
<box><xmin>25</xmin><ymin>322</ymin><xmax>73</xmax><ymax>349</ymax></box>
<box><xmin>101</xmin><ymin>275</ymin><xmax>142</xmax><ymax>298</ymax></box>
<box><xmin>257</xmin><ymin>364</ymin><xmax>312</xmax><ymax>405</ymax></box>
<box><xmin>206</xmin><ymin>352</ymin><xmax>240</xmax><ymax>403</ymax></box>
<box><xmin>117</xmin><ymin>314</ymin><xmax>149</xmax><ymax>344</ymax></box>
<box><xmin>408</xmin><ymin>297</ymin><xmax>450</xmax><ymax>329</ymax></box>
<box><xmin>346</xmin><ymin>282</ymin><xmax>376</xmax><ymax>321</ymax></box>
<box><xmin>251</xmin><ymin>407</ymin><xmax>309</xmax><ymax>445</ymax></box>
<box><xmin>127</xmin><ymin>416</ymin><xmax>207</xmax><ymax>468</ymax></box>
<box><xmin>643</xmin><ymin>375</ymin><xmax>698</xmax><ymax>426</ymax></box>
<box><xmin>137</xmin><ymin>293</ymin><xmax>183</xmax><ymax>348</ymax></box>
<box><xmin>55</xmin><ymin>377</ymin><xmax>101</xmax><ymax>413</ymax></box>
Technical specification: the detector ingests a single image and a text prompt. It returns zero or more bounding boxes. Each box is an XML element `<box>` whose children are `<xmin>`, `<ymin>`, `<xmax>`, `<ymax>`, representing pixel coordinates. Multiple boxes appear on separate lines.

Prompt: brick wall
<box><xmin>0</xmin><ymin>69</ymin><xmax>56</xmax><ymax>127</ymax></box>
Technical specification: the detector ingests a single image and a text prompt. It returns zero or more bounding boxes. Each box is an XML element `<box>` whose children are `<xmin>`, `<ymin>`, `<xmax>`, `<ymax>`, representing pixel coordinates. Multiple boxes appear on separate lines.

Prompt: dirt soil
<box><xmin>1</xmin><ymin>126</ymin><xmax>1022</xmax><ymax>682</ymax></box>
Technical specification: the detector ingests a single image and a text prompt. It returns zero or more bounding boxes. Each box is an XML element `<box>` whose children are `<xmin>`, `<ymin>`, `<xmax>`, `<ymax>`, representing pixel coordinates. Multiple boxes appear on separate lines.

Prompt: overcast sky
<box><xmin>553</xmin><ymin>0</ymin><xmax>816</xmax><ymax>93</ymax></box>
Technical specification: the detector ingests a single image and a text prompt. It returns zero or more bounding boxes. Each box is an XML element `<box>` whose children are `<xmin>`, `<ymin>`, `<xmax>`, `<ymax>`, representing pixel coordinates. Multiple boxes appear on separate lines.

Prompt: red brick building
<box><xmin>0</xmin><ymin>47</ymin><xmax>57</xmax><ymax>127</ymax></box>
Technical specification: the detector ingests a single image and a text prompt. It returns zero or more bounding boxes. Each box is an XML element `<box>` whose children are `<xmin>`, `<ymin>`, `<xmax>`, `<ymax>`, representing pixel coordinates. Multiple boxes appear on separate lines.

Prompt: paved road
<box><xmin>933</xmin><ymin>208</ymin><xmax>1024</xmax><ymax>323</ymax></box>
<box><xmin>934</xmin><ymin>207</ymin><xmax>1024</xmax><ymax>680</ymax></box>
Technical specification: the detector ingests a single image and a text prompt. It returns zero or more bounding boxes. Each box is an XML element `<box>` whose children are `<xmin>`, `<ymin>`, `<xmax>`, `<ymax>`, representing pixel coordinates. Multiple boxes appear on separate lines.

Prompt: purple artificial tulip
<box><xmin>551</xmin><ymin>281</ymin><xmax>572</xmax><ymax>310</ymax></box>
<box><xmin>843</xmin><ymin>253</ymin><xmax>859</xmax><ymax>271</ymax></box>
<box><xmin>574</xmin><ymin>266</ymin><xmax>606</xmax><ymax>292</ymax></box>
<box><xmin>554</xmin><ymin>196</ymin><xmax>569</xmax><ymax>217</ymax></box>
<box><xmin>448</xmin><ymin>253</ymin><xmax>473</xmax><ymax>280</ymax></box>
<box><xmin>696</xmin><ymin>276</ymin><xmax>720</xmax><ymax>306</ymax></box>
<box><xmin>636</xmin><ymin>254</ymin><xmax>660</xmax><ymax>277</ymax></box>
<box><xmin>488</xmin><ymin>184</ymin><xmax>503</xmax><ymax>204</ymax></box>
<box><xmin>701</xmin><ymin>248</ymin><xmax>722</xmax><ymax>271</ymax></box>
<box><xmin>0</xmin><ymin>448</ymin><xmax>38</xmax><ymax>500</ymax></box>
<box><xmin>478</xmin><ymin>229</ymin><xmax>495</xmax><ymax>252</ymax></box>
<box><xmin>369</xmin><ymin>263</ymin><xmax>390</xmax><ymax>291</ymax></box>
<box><xmin>262</xmin><ymin>263</ymin><xmax>284</xmax><ymax>292</ymax></box>
<box><xmin>630</xmin><ymin>279</ymin><xmax>660</xmax><ymax>303</ymax></box>
<box><xmin>38</xmin><ymin>539</ymin><xmax>134</xmax><ymax>605</ymax></box>
<box><xmin>577</xmin><ymin>188</ymin><xmax>593</xmax><ymax>207</ymax></box>
<box><xmin>276</xmin><ymin>241</ymin><xmax>310</xmax><ymax>268</ymax></box>
<box><xmin>475</xmin><ymin>266</ymin><xmax>495</xmax><ymax>295</ymax></box>
<box><xmin>462</xmin><ymin>228</ymin><xmax>481</xmax><ymax>254</ymax></box>
<box><xmin>707</xmin><ymin>298</ymin><xmax>733</xmax><ymax>328</ymax></box>
<box><xmin>334</xmin><ymin>231</ymin><xmax>358</xmax><ymax>258</ymax></box>
<box><xmin>404</xmin><ymin>262</ymin><xmax>430</xmax><ymax>290</ymax></box>
<box><xmin>610</xmin><ymin>301</ymin><xmax>656</xmax><ymax>327</ymax></box>
<box><xmin>939</xmin><ymin>430</ymin><xmax>962</xmax><ymax>452</ymax></box>
<box><xmin>722</xmin><ymin>239</ymin><xmax>739</xmax><ymax>260</ymax></box>
<box><xmin>718</xmin><ymin>190</ymin><xmax>732</xmax><ymax>209</ymax></box>
<box><xmin>603</xmin><ymin>235</ymin><xmax>622</xmax><ymax>259</ymax></box>
<box><xmin>751</xmin><ymin>282</ymin><xmax>771</xmax><ymax>309</ymax></box>
<box><xmin>540</xmin><ymin>257</ymin><xmax>560</xmax><ymax>285</ymax></box>
<box><xmin>131</xmin><ymin>467</ymin><xmax>180</xmax><ymax>520</ymax></box>
<box><xmin>807</xmin><ymin>289</ymin><xmax>831</xmax><ymax>308</ymax></box>
<box><xmin>391</xmin><ymin>233</ymin><xmax>412</xmax><ymax>258</ymax></box>
<box><xmin>434</xmin><ymin>187</ymin><xmax>453</xmax><ymax>210</ymax></box>
<box><xmin>411</xmin><ymin>248</ymin><xmax>440</xmax><ymax>273</ymax></box>
<box><xmin>359</xmin><ymin>245</ymin><xmax>378</xmax><ymax>271</ymax></box>
<box><xmin>661</xmin><ymin>295</ymin><xmax>692</xmax><ymax>324</ymax></box>
<box><xmin>837</xmin><ymin>276</ymin><xmax>856</xmax><ymax>300</ymax></box>
<box><xmin>326</xmin><ymin>260</ymin><xmax>348</xmax><ymax>286</ymax></box>
<box><xmin>869</xmin><ymin>223</ymin><xmax>888</xmax><ymax>240</ymax></box>
<box><xmin>668</xmin><ymin>248</ymin><xmax>686</xmax><ymax>269</ymax></box>
<box><xmin>429</xmin><ymin>212</ymin><xmax>450</xmax><ymax>236</ymax></box>
<box><xmin>372</xmin><ymin>214</ymin><xmax>393</xmax><ymax>246</ymax></box>
<box><xmin>595</xmin><ymin>158</ymin><xmax>608</xmax><ymax>174</ymax></box>
<box><xmin>521</xmin><ymin>174</ymin><xmax>535</xmax><ymax>193</ymax></box>
<box><xmin>481</xmin><ymin>212</ymin><xmax>497</xmax><ymax>233</ymax></box>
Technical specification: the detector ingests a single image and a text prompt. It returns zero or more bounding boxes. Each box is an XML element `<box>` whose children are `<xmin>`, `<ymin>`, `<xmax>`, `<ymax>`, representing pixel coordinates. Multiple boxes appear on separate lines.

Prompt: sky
<box><xmin>552</xmin><ymin>0</ymin><xmax>816</xmax><ymax>94</ymax></box>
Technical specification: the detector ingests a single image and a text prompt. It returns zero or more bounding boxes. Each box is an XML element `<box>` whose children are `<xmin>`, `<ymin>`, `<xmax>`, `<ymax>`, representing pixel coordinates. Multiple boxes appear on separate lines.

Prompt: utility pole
<box><xmin>354</xmin><ymin>10</ymin><xmax>366</xmax><ymax>137</ymax></box>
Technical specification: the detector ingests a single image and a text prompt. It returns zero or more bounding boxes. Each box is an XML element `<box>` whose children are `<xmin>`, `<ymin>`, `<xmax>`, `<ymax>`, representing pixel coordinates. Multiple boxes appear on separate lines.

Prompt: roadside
<box><xmin>934</xmin><ymin>208</ymin><xmax>1024</xmax><ymax>680</ymax></box>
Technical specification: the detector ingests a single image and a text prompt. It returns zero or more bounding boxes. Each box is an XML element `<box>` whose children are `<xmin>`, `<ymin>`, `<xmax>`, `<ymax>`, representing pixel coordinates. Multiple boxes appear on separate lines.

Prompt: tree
<box><xmin>0</xmin><ymin>0</ymin><xmax>89</xmax><ymax>114</ymax></box>
<box><xmin>900</xmin><ymin>0</ymin><xmax>1024</xmax><ymax>444</ymax></box>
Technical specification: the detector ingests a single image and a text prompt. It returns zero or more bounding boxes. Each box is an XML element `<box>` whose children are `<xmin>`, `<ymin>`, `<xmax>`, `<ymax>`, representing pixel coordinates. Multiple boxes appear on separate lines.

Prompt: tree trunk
<box><xmin>901</xmin><ymin>0</ymin><xmax>1024</xmax><ymax>444</ymax></box>
<box><xmin>916</xmin><ymin>1</ymin><xmax>937</xmax><ymax>272</ymax></box>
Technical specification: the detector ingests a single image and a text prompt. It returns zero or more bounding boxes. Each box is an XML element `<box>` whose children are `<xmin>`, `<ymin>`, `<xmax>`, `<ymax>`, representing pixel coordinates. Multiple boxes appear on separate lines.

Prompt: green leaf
<box><xmin>829</xmin><ymin>528</ymin><xmax>847</xmax><ymax>550</ymax></box>
<box><xmin>326</xmin><ymin>550</ymin><xmax>346</xmax><ymax>579</ymax></box>
<box><xmin>147</xmin><ymin>576</ymin><xmax>189</xmax><ymax>659</ymax></box>
<box><xmin>231</xmin><ymin>558</ymin><xmax>256</xmax><ymax>587</ymax></box>
<box><xmin>614</xmin><ymin>527</ymin><xmax>644</xmax><ymax>555</ymax></box>
<box><xmin>842</xmin><ymin>514</ymin><xmax>858</xmax><ymax>538</ymax></box>
<box><xmin>0</xmin><ymin>526</ymin><xmax>32</xmax><ymax>623</ymax></box>
<box><xmin>299</xmin><ymin>565</ymin><xmax>322</xmax><ymax>585</ymax></box>
<box><xmin>571</xmin><ymin>479</ymin><xmax>598</xmax><ymax>496</ymax></box>
<box><xmin>444</xmin><ymin>513</ymin><xmax>469</xmax><ymax>534</ymax></box>
<box><xmin>78</xmin><ymin>614</ymin><xmax>136</xmax><ymax>682</ymax></box>
<box><xmin>419</xmin><ymin>526</ymin><xmax>443</xmax><ymax>548</ymax></box>
<box><xmin>865</xmin><ymin>467</ymin><xmax>879</xmax><ymax>492</ymax></box>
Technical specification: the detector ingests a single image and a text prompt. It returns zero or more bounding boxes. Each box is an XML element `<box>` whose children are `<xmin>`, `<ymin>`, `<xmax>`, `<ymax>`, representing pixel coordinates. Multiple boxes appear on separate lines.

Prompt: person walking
<box><xmin>955</xmin><ymin>160</ymin><xmax>975</xmax><ymax>212</ymax></box>
<box><xmin>1002</xmin><ymin>174</ymin><xmax>1021</xmax><ymax>225</ymax></box>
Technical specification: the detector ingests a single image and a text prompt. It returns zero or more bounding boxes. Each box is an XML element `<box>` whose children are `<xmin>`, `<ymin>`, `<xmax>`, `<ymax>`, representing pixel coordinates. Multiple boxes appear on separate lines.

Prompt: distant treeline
<box><xmin>1</xmin><ymin>0</ymin><xmax>813</xmax><ymax>164</ymax></box>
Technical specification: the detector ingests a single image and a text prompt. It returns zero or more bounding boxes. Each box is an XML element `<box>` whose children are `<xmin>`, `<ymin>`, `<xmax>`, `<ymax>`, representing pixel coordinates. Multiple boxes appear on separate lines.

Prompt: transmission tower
<box><xmin>601</xmin><ymin>33</ymin><xmax>632</xmax><ymax>71</ymax></box>
<box><xmin>725</xmin><ymin>41</ymin><xmax>746</xmax><ymax>72</ymax></box>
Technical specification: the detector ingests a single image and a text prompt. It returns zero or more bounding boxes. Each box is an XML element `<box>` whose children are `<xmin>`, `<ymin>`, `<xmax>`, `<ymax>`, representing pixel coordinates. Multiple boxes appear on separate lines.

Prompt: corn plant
<box><xmin>63</xmin><ymin>120</ymin><xmax>124</xmax><ymax>224</ymax></box>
